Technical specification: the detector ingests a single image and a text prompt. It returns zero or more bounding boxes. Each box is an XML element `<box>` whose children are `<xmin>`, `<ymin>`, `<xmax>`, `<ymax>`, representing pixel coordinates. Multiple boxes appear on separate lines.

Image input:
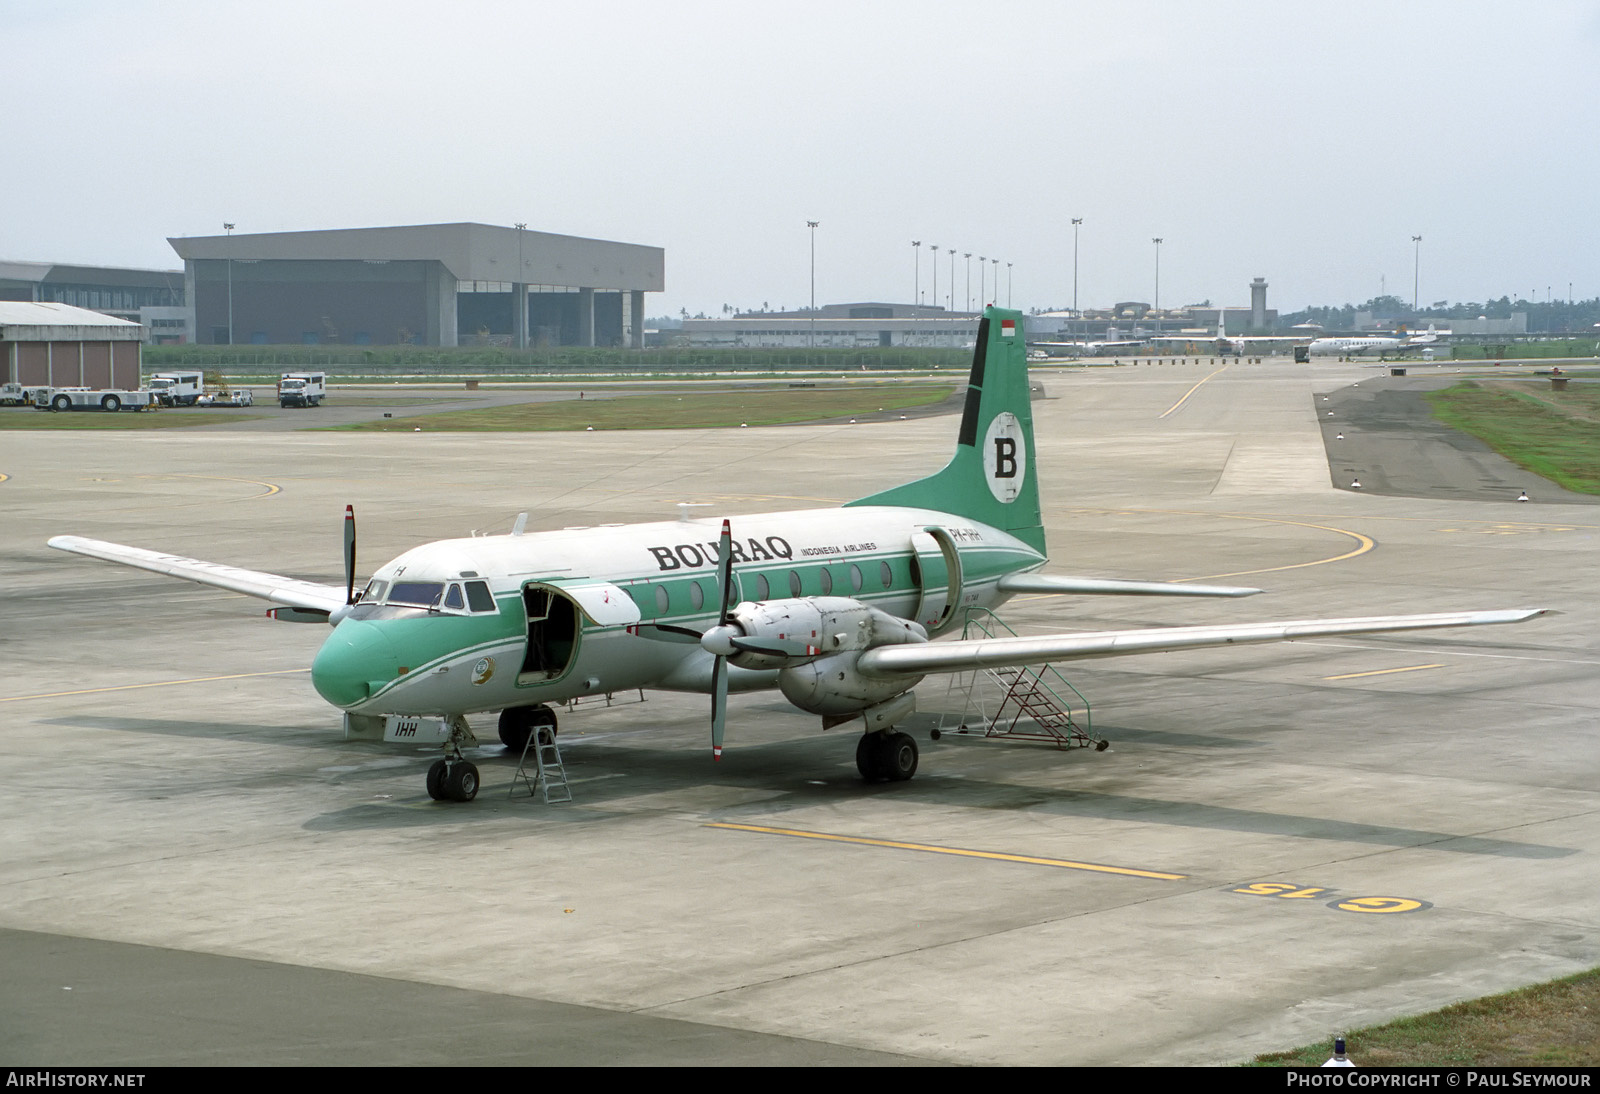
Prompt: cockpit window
<box><xmin>465</xmin><ymin>581</ymin><xmax>496</xmax><ymax>612</ymax></box>
<box><xmin>388</xmin><ymin>581</ymin><xmax>445</xmax><ymax>607</ymax></box>
<box><xmin>443</xmin><ymin>584</ymin><xmax>465</xmax><ymax>611</ymax></box>
<box><xmin>358</xmin><ymin>579</ymin><xmax>388</xmax><ymax>603</ymax></box>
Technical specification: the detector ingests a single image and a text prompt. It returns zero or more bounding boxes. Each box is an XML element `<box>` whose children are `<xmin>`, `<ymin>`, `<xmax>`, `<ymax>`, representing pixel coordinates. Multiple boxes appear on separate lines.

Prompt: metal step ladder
<box><xmin>982</xmin><ymin>666</ymin><xmax>1102</xmax><ymax>750</ymax></box>
<box><xmin>509</xmin><ymin>730</ymin><xmax>573</xmax><ymax>803</ymax></box>
<box><xmin>935</xmin><ymin>607</ymin><xmax>1107</xmax><ymax>752</ymax></box>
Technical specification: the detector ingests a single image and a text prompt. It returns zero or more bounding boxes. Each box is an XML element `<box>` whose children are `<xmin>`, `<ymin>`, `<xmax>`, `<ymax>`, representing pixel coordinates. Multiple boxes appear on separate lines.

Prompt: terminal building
<box><xmin>168</xmin><ymin>223</ymin><xmax>664</xmax><ymax>348</ymax></box>
<box><xmin>682</xmin><ymin>302</ymin><xmax>981</xmax><ymax>348</ymax></box>
<box><xmin>0</xmin><ymin>261</ymin><xmax>187</xmax><ymax>343</ymax></box>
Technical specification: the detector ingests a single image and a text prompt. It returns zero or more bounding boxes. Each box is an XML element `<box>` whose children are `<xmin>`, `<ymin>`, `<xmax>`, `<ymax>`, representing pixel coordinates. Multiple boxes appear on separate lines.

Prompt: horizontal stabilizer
<box><xmin>858</xmin><ymin>609</ymin><xmax>1548</xmax><ymax>677</ymax></box>
<box><xmin>999</xmin><ymin>574</ymin><xmax>1261</xmax><ymax>598</ymax></box>
<box><xmin>48</xmin><ymin>535</ymin><xmax>347</xmax><ymax>614</ymax></box>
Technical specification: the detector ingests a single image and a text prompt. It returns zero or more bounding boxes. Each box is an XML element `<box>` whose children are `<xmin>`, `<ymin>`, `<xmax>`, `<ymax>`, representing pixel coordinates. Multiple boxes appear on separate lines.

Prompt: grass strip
<box><xmin>326</xmin><ymin>384</ymin><xmax>957</xmax><ymax>432</ymax></box>
<box><xmin>0</xmin><ymin>411</ymin><xmax>266</xmax><ymax>430</ymax></box>
<box><xmin>1250</xmin><ymin>967</ymin><xmax>1600</xmax><ymax>1066</ymax></box>
<box><xmin>1424</xmin><ymin>381</ymin><xmax>1600</xmax><ymax>494</ymax></box>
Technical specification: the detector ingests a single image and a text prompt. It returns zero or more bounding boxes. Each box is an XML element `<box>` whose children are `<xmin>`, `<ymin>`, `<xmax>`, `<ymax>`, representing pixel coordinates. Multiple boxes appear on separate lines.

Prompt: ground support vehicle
<box><xmin>197</xmin><ymin>389</ymin><xmax>255</xmax><ymax>407</ymax></box>
<box><xmin>147</xmin><ymin>372</ymin><xmax>205</xmax><ymax>406</ymax></box>
<box><xmin>35</xmin><ymin>386</ymin><xmax>158</xmax><ymax>412</ymax></box>
<box><xmin>277</xmin><ymin>372</ymin><xmax>327</xmax><ymax>408</ymax></box>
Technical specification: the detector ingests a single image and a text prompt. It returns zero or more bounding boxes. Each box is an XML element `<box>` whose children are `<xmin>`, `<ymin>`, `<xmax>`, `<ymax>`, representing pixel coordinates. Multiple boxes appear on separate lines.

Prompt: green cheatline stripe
<box><xmin>706</xmin><ymin>822</ymin><xmax>1186</xmax><ymax>880</ymax></box>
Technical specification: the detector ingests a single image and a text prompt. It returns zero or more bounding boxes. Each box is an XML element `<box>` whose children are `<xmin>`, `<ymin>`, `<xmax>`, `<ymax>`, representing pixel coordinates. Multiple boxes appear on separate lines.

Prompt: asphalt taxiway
<box><xmin>2</xmin><ymin>357</ymin><xmax>1596</xmax><ymax>1065</ymax></box>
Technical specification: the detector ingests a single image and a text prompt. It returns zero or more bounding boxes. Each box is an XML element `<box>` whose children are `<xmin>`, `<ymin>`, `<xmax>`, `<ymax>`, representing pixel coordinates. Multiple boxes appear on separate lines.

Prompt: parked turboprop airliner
<box><xmin>49</xmin><ymin>307</ymin><xmax>1543</xmax><ymax>802</ymax></box>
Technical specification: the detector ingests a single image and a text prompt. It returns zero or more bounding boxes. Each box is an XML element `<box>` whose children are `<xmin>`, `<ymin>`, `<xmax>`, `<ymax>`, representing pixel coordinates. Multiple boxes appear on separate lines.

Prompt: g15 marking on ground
<box><xmin>1232</xmin><ymin>882</ymin><xmax>1431</xmax><ymax>914</ymax></box>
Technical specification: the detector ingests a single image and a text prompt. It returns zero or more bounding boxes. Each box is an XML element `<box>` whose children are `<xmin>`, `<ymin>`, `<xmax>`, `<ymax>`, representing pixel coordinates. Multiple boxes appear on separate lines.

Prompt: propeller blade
<box><xmin>716</xmin><ymin>518</ymin><xmax>735</xmax><ymax>625</ymax></box>
<box><xmin>343</xmin><ymin>504</ymin><xmax>357</xmax><ymax>605</ymax></box>
<box><xmin>711</xmin><ymin>654</ymin><xmax>727</xmax><ymax>761</ymax></box>
<box><xmin>626</xmin><ymin>623</ymin><xmax>705</xmax><ymax>644</ymax></box>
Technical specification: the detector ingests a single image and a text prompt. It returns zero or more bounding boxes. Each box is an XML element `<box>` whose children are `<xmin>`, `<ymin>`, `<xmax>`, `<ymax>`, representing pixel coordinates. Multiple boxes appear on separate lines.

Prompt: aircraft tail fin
<box><xmin>845</xmin><ymin>306</ymin><xmax>1044</xmax><ymax>554</ymax></box>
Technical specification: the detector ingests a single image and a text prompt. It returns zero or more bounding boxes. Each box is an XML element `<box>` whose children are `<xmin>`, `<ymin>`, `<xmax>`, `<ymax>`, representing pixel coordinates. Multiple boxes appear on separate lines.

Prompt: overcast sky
<box><xmin>7</xmin><ymin>0</ymin><xmax>1597</xmax><ymax>316</ymax></box>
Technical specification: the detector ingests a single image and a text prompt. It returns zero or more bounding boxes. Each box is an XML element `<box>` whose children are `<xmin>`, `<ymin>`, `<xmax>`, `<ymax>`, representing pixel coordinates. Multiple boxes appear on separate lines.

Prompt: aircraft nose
<box><xmin>311</xmin><ymin>619</ymin><xmax>400</xmax><ymax>708</ymax></box>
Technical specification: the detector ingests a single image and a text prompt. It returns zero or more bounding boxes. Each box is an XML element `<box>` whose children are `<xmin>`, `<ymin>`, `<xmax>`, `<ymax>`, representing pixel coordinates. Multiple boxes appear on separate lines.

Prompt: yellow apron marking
<box><xmin>141</xmin><ymin>473</ymin><xmax>282</xmax><ymax>499</ymax></box>
<box><xmin>1158</xmin><ymin>365</ymin><xmax>1229</xmax><ymax>419</ymax></box>
<box><xmin>1</xmin><ymin>669</ymin><xmax>310</xmax><ymax>703</ymax></box>
<box><xmin>1323</xmin><ymin>663</ymin><xmax>1445</xmax><ymax>681</ymax></box>
<box><xmin>707</xmin><ymin>822</ymin><xmax>1186</xmax><ymax>880</ymax></box>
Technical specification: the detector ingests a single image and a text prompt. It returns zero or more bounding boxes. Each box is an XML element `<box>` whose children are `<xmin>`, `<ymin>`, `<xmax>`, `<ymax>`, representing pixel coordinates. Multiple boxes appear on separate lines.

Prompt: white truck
<box><xmin>147</xmin><ymin>371</ymin><xmax>206</xmax><ymax>406</ymax></box>
<box><xmin>277</xmin><ymin>371</ymin><xmax>327</xmax><ymax>408</ymax></box>
<box><xmin>34</xmin><ymin>386</ymin><xmax>159</xmax><ymax>412</ymax></box>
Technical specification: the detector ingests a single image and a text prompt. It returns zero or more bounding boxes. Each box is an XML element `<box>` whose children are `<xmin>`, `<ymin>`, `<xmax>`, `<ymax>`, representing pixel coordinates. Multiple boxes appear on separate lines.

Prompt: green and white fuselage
<box><xmin>310</xmin><ymin>506</ymin><xmax>1044</xmax><ymax>719</ymax></box>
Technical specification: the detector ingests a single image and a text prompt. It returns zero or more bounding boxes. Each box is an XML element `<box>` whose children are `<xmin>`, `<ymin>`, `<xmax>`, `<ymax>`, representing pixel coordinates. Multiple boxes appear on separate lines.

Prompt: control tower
<box><xmin>1250</xmin><ymin>277</ymin><xmax>1268</xmax><ymax>330</ymax></box>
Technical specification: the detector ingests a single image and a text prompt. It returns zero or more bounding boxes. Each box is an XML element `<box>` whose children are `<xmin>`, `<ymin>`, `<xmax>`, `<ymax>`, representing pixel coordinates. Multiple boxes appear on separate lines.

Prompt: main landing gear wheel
<box><xmin>426</xmin><ymin>758</ymin><xmax>480</xmax><ymax>802</ymax></box>
<box><xmin>497</xmin><ymin>704</ymin><xmax>558</xmax><ymax>752</ymax></box>
<box><xmin>856</xmin><ymin>730</ymin><xmax>918</xmax><ymax>783</ymax></box>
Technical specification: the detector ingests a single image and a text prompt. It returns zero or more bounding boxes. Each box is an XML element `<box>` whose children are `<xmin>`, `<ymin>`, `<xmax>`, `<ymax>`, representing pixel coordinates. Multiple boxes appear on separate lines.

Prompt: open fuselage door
<box><xmin>909</xmin><ymin>527</ymin><xmax>964</xmax><ymax>635</ymax></box>
<box><xmin>518</xmin><ymin>579</ymin><xmax>641</xmax><ymax>686</ymax></box>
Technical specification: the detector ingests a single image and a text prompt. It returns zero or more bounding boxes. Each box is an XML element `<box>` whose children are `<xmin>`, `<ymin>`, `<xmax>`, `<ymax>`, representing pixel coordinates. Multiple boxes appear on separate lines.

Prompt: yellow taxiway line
<box><xmin>707</xmin><ymin>822</ymin><xmax>1186</xmax><ymax>880</ymax></box>
<box><xmin>1158</xmin><ymin>365</ymin><xmax>1230</xmax><ymax>419</ymax></box>
<box><xmin>1323</xmin><ymin>664</ymin><xmax>1445</xmax><ymax>681</ymax></box>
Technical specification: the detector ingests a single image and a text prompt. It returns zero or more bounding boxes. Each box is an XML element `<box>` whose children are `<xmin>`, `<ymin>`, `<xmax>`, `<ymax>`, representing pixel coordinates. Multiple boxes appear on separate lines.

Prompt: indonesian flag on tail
<box><xmin>1000</xmin><ymin>318</ymin><xmax>1017</xmax><ymax>337</ymax></box>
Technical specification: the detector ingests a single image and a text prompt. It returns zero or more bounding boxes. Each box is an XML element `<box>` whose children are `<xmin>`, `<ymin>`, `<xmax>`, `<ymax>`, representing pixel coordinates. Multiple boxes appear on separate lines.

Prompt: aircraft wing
<box><xmin>998</xmin><ymin>574</ymin><xmax>1261</xmax><ymax>598</ymax></box>
<box><xmin>48</xmin><ymin>535</ymin><xmax>347</xmax><ymax>614</ymax></box>
<box><xmin>858</xmin><ymin>609</ymin><xmax>1547</xmax><ymax>677</ymax></box>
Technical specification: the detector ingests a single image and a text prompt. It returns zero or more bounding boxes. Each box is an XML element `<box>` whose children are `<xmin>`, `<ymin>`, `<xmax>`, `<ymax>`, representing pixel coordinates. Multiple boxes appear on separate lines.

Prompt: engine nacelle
<box><xmin>728</xmin><ymin>597</ymin><xmax>927</xmax><ymax>717</ymax></box>
<box><xmin>778</xmin><ymin>649</ymin><xmax>925</xmax><ymax>717</ymax></box>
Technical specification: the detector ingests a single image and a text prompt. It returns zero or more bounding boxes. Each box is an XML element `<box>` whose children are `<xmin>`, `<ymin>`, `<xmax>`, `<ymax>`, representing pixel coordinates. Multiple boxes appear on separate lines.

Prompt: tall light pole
<box><xmin>930</xmin><ymin>245</ymin><xmax>938</xmax><ymax>311</ymax></box>
<box><xmin>912</xmin><ymin>240</ymin><xmax>921</xmax><ymax>305</ymax></box>
<box><xmin>964</xmin><ymin>253</ymin><xmax>972</xmax><ymax>312</ymax></box>
<box><xmin>514</xmin><ymin>222</ymin><xmax>527</xmax><ymax>349</ymax></box>
<box><xmin>978</xmin><ymin>256</ymin><xmax>986</xmax><ymax>310</ymax></box>
<box><xmin>223</xmin><ymin>222</ymin><xmax>235</xmax><ymax>346</ymax></box>
<box><xmin>1412</xmin><ymin>235</ymin><xmax>1422</xmax><ymax>310</ymax></box>
<box><xmin>1005</xmin><ymin>261</ymin><xmax>1011</xmax><ymax>308</ymax></box>
<box><xmin>992</xmin><ymin>258</ymin><xmax>1000</xmax><ymax>306</ymax></box>
<box><xmin>807</xmin><ymin>220</ymin><xmax>819</xmax><ymax>348</ymax></box>
<box><xmin>1071</xmin><ymin>217</ymin><xmax>1083</xmax><ymax>319</ymax></box>
<box><xmin>948</xmin><ymin>249</ymin><xmax>955</xmax><ymax>310</ymax></box>
<box><xmin>1152</xmin><ymin>237</ymin><xmax>1163</xmax><ymax>335</ymax></box>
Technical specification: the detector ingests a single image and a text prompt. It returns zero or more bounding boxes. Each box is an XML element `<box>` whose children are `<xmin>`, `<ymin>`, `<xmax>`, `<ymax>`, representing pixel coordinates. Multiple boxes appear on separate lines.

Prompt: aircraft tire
<box><xmin>498</xmin><ymin>705</ymin><xmax>557</xmax><ymax>752</ymax></box>
<box><xmin>446</xmin><ymin>761</ymin><xmax>479</xmax><ymax>802</ymax></box>
<box><xmin>426</xmin><ymin>759</ymin><xmax>449</xmax><ymax>800</ymax></box>
<box><xmin>855</xmin><ymin>732</ymin><xmax>882</xmax><ymax>781</ymax></box>
<box><xmin>882</xmin><ymin>732</ymin><xmax>918</xmax><ymax>782</ymax></box>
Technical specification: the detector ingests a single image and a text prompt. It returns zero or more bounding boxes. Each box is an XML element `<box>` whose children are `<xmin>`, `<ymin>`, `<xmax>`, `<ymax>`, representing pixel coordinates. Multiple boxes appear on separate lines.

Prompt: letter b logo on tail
<box><xmin>983</xmin><ymin>412</ymin><xmax>1025</xmax><ymax>503</ymax></box>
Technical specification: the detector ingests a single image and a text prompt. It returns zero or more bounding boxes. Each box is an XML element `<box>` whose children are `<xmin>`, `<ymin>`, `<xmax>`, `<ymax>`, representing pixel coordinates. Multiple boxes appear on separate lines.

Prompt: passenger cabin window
<box><xmin>753</xmin><ymin>573</ymin><xmax>770</xmax><ymax>600</ymax></box>
<box><xmin>690</xmin><ymin>581</ymin><xmax>705</xmax><ymax>611</ymax></box>
<box><xmin>818</xmin><ymin>568</ymin><xmax>833</xmax><ymax>595</ymax></box>
<box><xmin>880</xmin><ymin>561</ymin><xmax>893</xmax><ymax>589</ymax></box>
<box><xmin>788</xmin><ymin>570</ymin><xmax>802</xmax><ymax>597</ymax></box>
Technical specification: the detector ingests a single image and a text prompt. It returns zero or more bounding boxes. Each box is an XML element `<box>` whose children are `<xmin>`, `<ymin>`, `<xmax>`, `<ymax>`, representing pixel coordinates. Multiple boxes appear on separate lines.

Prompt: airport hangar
<box><xmin>169</xmin><ymin>223</ymin><xmax>665</xmax><ymax>349</ymax></box>
<box><xmin>0</xmin><ymin>302</ymin><xmax>144</xmax><ymax>390</ymax></box>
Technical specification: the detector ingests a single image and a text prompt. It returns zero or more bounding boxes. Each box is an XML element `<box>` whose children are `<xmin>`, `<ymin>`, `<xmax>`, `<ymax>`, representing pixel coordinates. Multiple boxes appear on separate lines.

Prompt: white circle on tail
<box><xmin>983</xmin><ymin>411</ymin><xmax>1026</xmax><ymax>503</ymax></box>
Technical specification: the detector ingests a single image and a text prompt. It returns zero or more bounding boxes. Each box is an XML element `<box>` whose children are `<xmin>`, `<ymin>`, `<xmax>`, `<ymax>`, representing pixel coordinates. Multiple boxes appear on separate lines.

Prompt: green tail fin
<box><xmin>845</xmin><ymin>306</ymin><xmax>1044</xmax><ymax>554</ymax></box>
